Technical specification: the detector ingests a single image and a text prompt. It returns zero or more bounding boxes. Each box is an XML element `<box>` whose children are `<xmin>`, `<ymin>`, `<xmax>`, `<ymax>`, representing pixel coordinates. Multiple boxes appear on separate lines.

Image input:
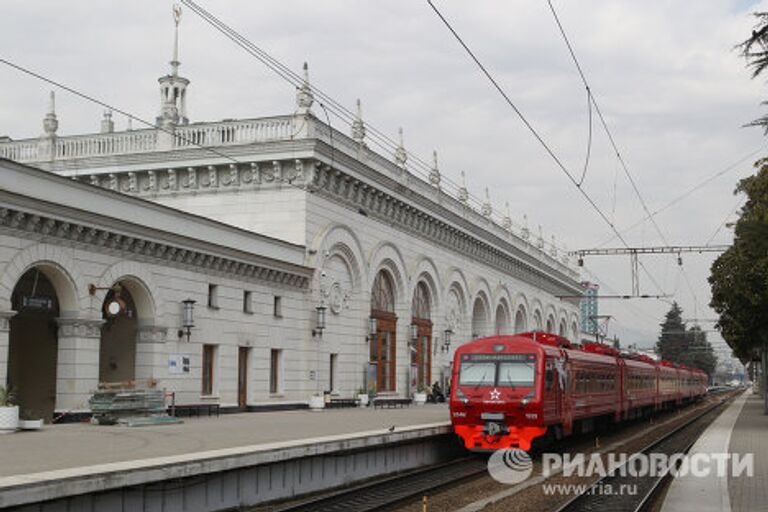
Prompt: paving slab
<box><xmin>728</xmin><ymin>391</ymin><xmax>768</xmax><ymax>512</ymax></box>
<box><xmin>0</xmin><ymin>404</ymin><xmax>449</xmax><ymax>477</ymax></box>
<box><xmin>661</xmin><ymin>391</ymin><xmax>749</xmax><ymax>512</ymax></box>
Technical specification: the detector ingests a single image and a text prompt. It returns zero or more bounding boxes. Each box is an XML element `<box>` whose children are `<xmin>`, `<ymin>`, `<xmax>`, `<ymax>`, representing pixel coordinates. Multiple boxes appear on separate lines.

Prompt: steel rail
<box><xmin>268</xmin><ymin>456</ymin><xmax>487</xmax><ymax>512</ymax></box>
<box><xmin>552</xmin><ymin>393</ymin><xmax>737</xmax><ymax>512</ymax></box>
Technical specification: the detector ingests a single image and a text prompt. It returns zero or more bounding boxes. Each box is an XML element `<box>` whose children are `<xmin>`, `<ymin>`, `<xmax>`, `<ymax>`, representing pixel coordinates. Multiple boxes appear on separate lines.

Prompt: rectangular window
<box><xmin>273</xmin><ymin>296</ymin><xmax>282</xmax><ymax>318</ymax></box>
<box><xmin>270</xmin><ymin>349</ymin><xmax>282</xmax><ymax>394</ymax></box>
<box><xmin>208</xmin><ymin>284</ymin><xmax>219</xmax><ymax>309</ymax></box>
<box><xmin>330</xmin><ymin>353</ymin><xmax>338</xmax><ymax>391</ymax></box>
<box><xmin>243</xmin><ymin>290</ymin><xmax>252</xmax><ymax>314</ymax></box>
<box><xmin>202</xmin><ymin>344</ymin><xmax>216</xmax><ymax>395</ymax></box>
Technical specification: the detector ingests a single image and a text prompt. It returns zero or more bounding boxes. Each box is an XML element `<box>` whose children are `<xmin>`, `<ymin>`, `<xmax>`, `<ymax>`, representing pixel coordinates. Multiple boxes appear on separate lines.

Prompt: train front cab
<box><xmin>450</xmin><ymin>333</ymin><xmax>564</xmax><ymax>452</ymax></box>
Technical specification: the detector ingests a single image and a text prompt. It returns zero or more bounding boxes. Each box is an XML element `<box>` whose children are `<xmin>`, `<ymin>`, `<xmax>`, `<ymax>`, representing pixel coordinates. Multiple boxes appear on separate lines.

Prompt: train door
<box><xmin>543</xmin><ymin>358</ymin><xmax>560</xmax><ymax>420</ymax></box>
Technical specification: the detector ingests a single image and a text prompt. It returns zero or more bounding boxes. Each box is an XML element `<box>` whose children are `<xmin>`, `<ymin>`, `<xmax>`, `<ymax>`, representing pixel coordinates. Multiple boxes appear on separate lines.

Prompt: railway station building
<box><xmin>0</xmin><ymin>35</ymin><xmax>582</xmax><ymax>421</ymax></box>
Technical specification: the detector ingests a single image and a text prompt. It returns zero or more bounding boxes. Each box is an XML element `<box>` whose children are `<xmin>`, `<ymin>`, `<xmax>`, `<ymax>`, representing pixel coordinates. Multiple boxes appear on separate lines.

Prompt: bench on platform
<box><xmin>169</xmin><ymin>403</ymin><xmax>220</xmax><ymax>418</ymax></box>
<box><xmin>372</xmin><ymin>398</ymin><xmax>412</xmax><ymax>409</ymax></box>
<box><xmin>326</xmin><ymin>398</ymin><xmax>360</xmax><ymax>409</ymax></box>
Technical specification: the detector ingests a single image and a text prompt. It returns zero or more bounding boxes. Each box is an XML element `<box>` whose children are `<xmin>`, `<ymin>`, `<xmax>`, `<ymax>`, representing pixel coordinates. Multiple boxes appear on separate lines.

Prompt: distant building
<box><xmin>580</xmin><ymin>282</ymin><xmax>599</xmax><ymax>336</ymax></box>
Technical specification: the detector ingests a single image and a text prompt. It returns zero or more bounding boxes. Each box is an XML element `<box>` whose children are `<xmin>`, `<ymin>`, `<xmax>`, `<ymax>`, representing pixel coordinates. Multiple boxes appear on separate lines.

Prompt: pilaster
<box><xmin>0</xmin><ymin>311</ymin><xmax>13</xmax><ymax>387</ymax></box>
<box><xmin>135</xmin><ymin>325</ymin><xmax>169</xmax><ymax>381</ymax></box>
<box><xmin>55</xmin><ymin>317</ymin><xmax>103</xmax><ymax>412</ymax></box>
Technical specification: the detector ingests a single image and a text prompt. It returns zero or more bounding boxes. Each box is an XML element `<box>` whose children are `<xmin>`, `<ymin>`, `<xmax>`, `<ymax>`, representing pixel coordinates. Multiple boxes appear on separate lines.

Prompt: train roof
<box><xmin>456</xmin><ymin>333</ymin><xmax>708</xmax><ymax>375</ymax></box>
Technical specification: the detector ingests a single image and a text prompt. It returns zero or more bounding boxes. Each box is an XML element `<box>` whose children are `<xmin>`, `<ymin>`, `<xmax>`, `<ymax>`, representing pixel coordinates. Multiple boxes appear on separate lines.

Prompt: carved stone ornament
<box><xmin>137</xmin><ymin>325</ymin><xmax>169</xmax><ymax>344</ymax></box>
<box><xmin>57</xmin><ymin>318</ymin><xmax>104</xmax><ymax>338</ymax></box>
<box><xmin>327</xmin><ymin>281</ymin><xmax>350</xmax><ymax>314</ymax></box>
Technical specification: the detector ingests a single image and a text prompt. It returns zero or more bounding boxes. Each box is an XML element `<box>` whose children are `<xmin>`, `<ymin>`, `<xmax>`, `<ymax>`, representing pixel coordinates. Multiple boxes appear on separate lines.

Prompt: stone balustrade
<box><xmin>0</xmin><ymin>116</ymin><xmax>296</xmax><ymax>163</ymax></box>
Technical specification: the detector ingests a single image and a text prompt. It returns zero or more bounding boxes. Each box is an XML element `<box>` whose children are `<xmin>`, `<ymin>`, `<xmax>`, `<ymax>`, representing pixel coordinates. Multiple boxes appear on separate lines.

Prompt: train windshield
<box><xmin>458</xmin><ymin>353</ymin><xmax>536</xmax><ymax>387</ymax></box>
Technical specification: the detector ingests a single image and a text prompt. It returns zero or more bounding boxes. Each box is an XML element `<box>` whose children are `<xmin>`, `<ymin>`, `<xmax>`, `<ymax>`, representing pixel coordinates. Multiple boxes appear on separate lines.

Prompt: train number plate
<box><xmin>481</xmin><ymin>412</ymin><xmax>504</xmax><ymax>420</ymax></box>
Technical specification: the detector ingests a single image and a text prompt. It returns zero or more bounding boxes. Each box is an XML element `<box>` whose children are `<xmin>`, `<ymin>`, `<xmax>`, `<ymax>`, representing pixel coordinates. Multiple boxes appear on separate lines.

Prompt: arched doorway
<box><xmin>370</xmin><ymin>270</ymin><xmax>397</xmax><ymax>392</ymax></box>
<box><xmin>558</xmin><ymin>319</ymin><xmax>567</xmax><ymax>337</ymax></box>
<box><xmin>410</xmin><ymin>281</ymin><xmax>432</xmax><ymax>391</ymax></box>
<box><xmin>99</xmin><ymin>282</ymin><xmax>138</xmax><ymax>384</ymax></box>
<box><xmin>533</xmin><ymin>310</ymin><xmax>543</xmax><ymax>330</ymax></box>
<box><xmin>514</xmin><ymin>306</ymin><xmax>527</xmax><ymax>333</ymax></box>
<box><xmin>471</xmin><ymin>295</ymin><xmax>489</xmax><ymax>338</ymax></box>
<box><xmin>546</xmin><ymin>315</ymin><xmax>555</xmax><ymax>333</ymax></box>
<box><xmin>8</xmin><ymin>268</ymin><xmax>60</xmax><ymax>421</ymax></box>
<box><xmin>495</xmin><ymin>303</ymin><xmax>509</xmax><ymax>335</ymax></box>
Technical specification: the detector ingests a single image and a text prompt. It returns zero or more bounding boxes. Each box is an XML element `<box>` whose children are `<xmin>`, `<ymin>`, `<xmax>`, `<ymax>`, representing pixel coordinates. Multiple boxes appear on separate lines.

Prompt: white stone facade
<box><xmin>0</xmin><ymin>41</ymin><xmax>582</xmax><ymax>412</ymax></box>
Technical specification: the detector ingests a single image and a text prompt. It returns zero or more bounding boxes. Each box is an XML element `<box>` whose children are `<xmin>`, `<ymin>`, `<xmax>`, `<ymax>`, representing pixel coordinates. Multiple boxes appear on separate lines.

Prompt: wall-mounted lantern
<box><xmin>367</xmin><ymin>316</ymin><xmax>377</xmax><ymax>342</ymax></box>
<box><xmin>441</xmin><ymin>329</ymin><xmax>453</xmax><ymax>353</ymax></box>
<box><xmin>312</xmin><ymin>304</ymin><xmax>327</xmax><ymax>338</ymax></box>
<box><xmin>409</xmin><ymin>323</ymin><xmax>418</xmax><ymax>341</ymax></box>
<box><xmin>178</xmin><ymin>298</ymin><xmax>196</xmax><ymax>342</ymax></box>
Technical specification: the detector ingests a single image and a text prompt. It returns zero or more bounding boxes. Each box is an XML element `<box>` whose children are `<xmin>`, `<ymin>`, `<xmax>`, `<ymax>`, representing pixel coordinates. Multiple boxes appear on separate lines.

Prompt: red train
<box><xmin>450</xmin><ymin>332</ymin><xmax>707</xmax><ymax>452</ymax></box>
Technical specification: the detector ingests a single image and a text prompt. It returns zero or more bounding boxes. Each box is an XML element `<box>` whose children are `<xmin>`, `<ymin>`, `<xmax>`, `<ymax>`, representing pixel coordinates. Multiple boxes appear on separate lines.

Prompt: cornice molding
<box><xmin>70</xmin><ymin>158</ymin><xmax>579</xmax><ymax>296</ymax></box>
<box><xmin>0</xmin><ymin>206</ymin><xmax>310</xmax><ymax>290</ymax></box>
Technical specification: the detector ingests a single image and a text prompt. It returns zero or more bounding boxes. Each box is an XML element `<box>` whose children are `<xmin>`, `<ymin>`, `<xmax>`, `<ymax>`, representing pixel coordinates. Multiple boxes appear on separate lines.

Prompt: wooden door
<box><xmin>373</xmin><ymin>313</ymin><xmax>397</xmax><ymax>392</ymax></box>
<box><xmin>238</xmin><ymin>347</ymin><xmax>249</xmax><ymax>410</ymax></box>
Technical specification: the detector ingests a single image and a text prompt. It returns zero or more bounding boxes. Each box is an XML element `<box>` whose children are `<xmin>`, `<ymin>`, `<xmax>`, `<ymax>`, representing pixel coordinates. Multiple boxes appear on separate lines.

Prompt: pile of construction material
<box><xmin>89</xmin><ymin>379</ymin><xmax>181</xmax><ymax>426</ymax></box>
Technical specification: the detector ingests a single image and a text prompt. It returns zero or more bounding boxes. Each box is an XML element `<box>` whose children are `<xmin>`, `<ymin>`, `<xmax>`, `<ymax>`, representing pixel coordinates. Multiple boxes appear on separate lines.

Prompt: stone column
<box><xmin>55</xmin><ymin>318</ymin><xmax>103</xmax><ymax>413</ymax></box>
<box><xmin>135</xmin><ymin>325</ymin><xmax>168</xmax><ymax>382</ymax></box>
<box><xmin>0</xmin><ymin>311</ymin><xmax>12</xmax><ymax>387</ymax></box>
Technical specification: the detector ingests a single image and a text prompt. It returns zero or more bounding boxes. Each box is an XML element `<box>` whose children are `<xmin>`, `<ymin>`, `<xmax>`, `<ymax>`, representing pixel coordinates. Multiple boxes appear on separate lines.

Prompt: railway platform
<box><xmin>661</xmin><ymin>389</ymin><xmax>768</xmax><ymax>512</ymax></box>
<box><xmin>0</xmin><ymin>404</ymin><xmax>453</xmax><ymax>510</ymax></box>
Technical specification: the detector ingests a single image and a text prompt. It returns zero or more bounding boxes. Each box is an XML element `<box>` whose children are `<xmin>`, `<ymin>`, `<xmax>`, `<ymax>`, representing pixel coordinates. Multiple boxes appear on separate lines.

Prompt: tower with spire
<box><xmin>156</xmin><ymin>3</ymin><xmax>190</xmax><ymax>128</ymax></box>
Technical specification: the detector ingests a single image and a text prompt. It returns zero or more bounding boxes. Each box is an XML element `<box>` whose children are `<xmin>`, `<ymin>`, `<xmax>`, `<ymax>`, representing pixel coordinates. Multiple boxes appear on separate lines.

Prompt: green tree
<box><xmin>686</xmin><ymin>325</ymin><xmax>717</xmax><ymax>377</ymax></box>
<box><xmin>656</xmin><ymin>302</ymin><xmax>688</xmax><ymax>362</ymax></box>
<box><xmin>656</xmin><ymin>303</ymin><xmax>717</xmax><ymax>377</ymax></box>
<box><xmin>709</xmin><ymin>164</ymin><xmax>768</xmax><ymax>409</ymax></box>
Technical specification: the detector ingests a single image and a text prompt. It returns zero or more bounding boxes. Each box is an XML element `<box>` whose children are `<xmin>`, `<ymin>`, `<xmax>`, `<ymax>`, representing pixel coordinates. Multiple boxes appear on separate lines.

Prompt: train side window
<box><xmin>545</xmin><ymin>364</ymin><xmax>554</xmax><ymax>389</ymax></box>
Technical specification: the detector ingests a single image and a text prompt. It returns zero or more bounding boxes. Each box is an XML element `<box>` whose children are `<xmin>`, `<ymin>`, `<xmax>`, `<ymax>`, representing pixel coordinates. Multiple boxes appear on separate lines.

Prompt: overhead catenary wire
<box><xmin>182</xmin><ymin>0</ymin><xmax>548</xmax><ymax>245</ymax></box>
<box><xmin>426</xmin><ymin>0</ymin><xmax>667</xmax><ymax>296</ymax></box>
<box><xmin>545</xmin><ymin>0</ymin><xmax>716</xmax><ymax>315</ymax></box>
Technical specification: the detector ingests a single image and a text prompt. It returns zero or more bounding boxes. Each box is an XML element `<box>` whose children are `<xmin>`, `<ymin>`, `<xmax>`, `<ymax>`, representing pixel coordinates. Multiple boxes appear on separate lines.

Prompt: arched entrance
<box><xmin>533</xmin><ymin>310</ymin><xmax>543</xmax><ymax>330</ymax></box>
<box><xmin>370</xmin><ymin>270</ymin><xmax>397</xmax><ymax>392</ymax></box>
<box><xmin>558</xmin><ymin>319</ymin><xmax>567</xmax><ymax>337</ymax></box>
<box><xmin>495</xmin><ymin>303</ymin><xmax>509</xmax><ymax>335</ymax></box>
<box><xmin>514</xmin><ymin>306</ymin><xmax>527</xmax><ymax>333</ymax></box>
<box><xmin>99</xmin><ymin>282</ymin><xmax>138</xmax><ymax>384</ymax></box>
<box><xmin>471</xmin><ymin>295</ymin><xmax>489</xmax><ymax>338</ymax></box>
<box><xmin>546</xmin><ymin>315</ymin><xmax>555</xmax><ymax>333</ymax></box>
<box><xmin>8</xmin><ymin>268</ymin><xmax>60</xmax><ymax>421</ymax></box>
<box><xmin>410</xmin><ymin>281</ymin><xmax>432</xmax><ymax>391</ymax></box>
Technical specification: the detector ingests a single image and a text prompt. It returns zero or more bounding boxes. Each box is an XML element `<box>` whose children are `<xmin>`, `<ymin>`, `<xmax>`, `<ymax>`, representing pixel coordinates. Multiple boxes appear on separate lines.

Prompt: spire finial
<box><xmin>43</xmin><ymin>90</ymin><xmax>58</xmax><ymax>136</ymax></box>
<box><xmin>394</xmin><ymin>127</ymin><xmax>407</xmax><ymax>168</ymax></box>
<box><xmin>296</xmin><ymin>62</ymin><xmax>314</xmax><ymax>114</ymax></box>
<box><xmin>171</xmin><ymin>3</ymin><xmax>182</xmax><ymax>76</ymax></box>
<box><xmin>536</xmin><ymin>225</ymin><xmax>545</xmax><ymax>249</ymax></box>
<box><xmin>550</xmin><ymin>235</ymin><xmax>558</xmax><ymax>257</ymax></box>
<box><xmin>351</xmin><ymin>98</ymin><xmax>366</xmax><ymax>144</ymax></box>
<box><xmin>458</xmin><ymin>171</ymin><xmax>468</xmax><ymax>204</ymax></box>
<box><xmin>481</xmin><ymin>187</ymin><xmax>492</xmax><ymax>217</ymax></box>
<box><xmin>429</xmin><ymin>150</ymin><xmax>441</xmax><ymax>188</ymax></box>
<box><xmin>521</xmin><ymin>214</ymin><xmax>530</xmax><ymax>241</ymax></box>
<box><xmin>502</xmin><ymin>201</ymin><xmax>512</xmax><ymax>229</ymax></box>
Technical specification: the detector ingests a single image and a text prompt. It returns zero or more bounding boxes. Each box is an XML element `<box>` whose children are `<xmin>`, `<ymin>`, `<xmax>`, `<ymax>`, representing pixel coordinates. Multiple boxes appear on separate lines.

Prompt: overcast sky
<box><xmin>2</xmin><ymin>0</ymin><xmax>767</xmax><ymax>354</ymax></box>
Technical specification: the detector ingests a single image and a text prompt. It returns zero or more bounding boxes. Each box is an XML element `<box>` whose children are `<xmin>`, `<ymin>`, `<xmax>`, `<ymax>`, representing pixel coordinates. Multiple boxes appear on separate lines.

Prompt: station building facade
<box><xmin>0</xmin><ymin>48</ymin><xmax>582</xmax><ymax>419</ymax></box>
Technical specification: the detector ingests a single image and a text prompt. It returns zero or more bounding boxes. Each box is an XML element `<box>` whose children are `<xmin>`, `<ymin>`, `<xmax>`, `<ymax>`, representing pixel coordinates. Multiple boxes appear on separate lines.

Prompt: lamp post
<box><xmin>178</xmin><ymin>298</ymin><xmax>196</xmax><ymax>342</ymax></box>
<box><xmin>312</xmin><ymin>305</ymin><xmax>327</xmax><ymax>338</ymax></box>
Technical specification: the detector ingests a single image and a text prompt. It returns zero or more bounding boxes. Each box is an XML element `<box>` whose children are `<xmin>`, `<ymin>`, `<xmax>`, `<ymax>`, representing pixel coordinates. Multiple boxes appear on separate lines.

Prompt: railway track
<box><xmin>552</xmin><ymin>394</ymin><xmax>735</xmax><ymax>512</ymax></box>
<box><xmin>269</xmin><ymin>456</ymin><xmax>487</xmax><ymax>512</ymax></box>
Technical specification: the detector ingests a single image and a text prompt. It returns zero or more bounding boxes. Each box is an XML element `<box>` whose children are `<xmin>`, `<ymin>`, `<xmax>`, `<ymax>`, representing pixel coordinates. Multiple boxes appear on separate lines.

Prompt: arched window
<box><xmin>514</xmin><ymin>306</ymin><xmax>527</xmax><ymax>333</ymax></box>
<box><xmin>411</xmin><ymin>281</ymin><xmax>431</xmax><ymax>320</ymax></box>
<box><xmin>371</xmin><ymin>270</ymin><xmax>395</xmax><ymax>313</ymax></box>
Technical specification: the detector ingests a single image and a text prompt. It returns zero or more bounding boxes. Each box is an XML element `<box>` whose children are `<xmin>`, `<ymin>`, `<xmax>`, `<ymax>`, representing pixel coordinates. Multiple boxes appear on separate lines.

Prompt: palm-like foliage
<box><xmin>0</xmin><ymin>386</ymin><xmax>16</xmax><ymax>407</ymax></box>
<box><xmin>739</xmin><ymin>13</ymin><xmax>768</xmax><ymax>132</ymax></box>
